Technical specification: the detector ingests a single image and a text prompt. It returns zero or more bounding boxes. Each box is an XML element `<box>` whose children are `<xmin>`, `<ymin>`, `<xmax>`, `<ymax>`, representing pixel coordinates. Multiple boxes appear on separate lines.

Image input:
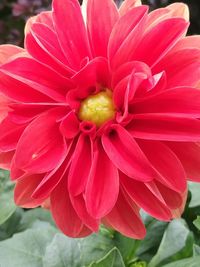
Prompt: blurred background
<box><xmin>0</xmin><ymin>0</ymin><xmax>199</xmax><ymax>46</ymax></box>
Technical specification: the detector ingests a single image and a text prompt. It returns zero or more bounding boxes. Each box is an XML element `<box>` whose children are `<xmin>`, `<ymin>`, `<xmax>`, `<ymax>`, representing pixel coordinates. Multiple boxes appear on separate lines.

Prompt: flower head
<box><xmin>0</xmin><ymin>0</ymin><xmax>200</xmax><ymax>239</ymax></box>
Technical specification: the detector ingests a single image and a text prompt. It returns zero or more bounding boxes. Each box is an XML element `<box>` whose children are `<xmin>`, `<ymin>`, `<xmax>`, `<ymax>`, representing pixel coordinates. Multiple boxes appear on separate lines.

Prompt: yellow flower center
<box><xmin>79</xmin><ymin>90</ymin><xmax>115</xmax><ymax>127</ymax></box>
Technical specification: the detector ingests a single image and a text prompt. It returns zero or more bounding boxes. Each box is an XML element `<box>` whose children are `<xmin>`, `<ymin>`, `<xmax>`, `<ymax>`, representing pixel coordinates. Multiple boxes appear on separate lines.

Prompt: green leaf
<box><xmin>19</xmin><ymin>208</ymin><xmax>55</xmax><ymax>231</ymax></box>
<box><xmin>193</xmin><ymin>244</ymin><xmax>200</xmax><ymax>257</ymax></box>
<box><xmin>43</xmin><ymin>234</ymin><xmax>81</xmax><ymax>267</ymax></box>
<box><xmin>89</xmin><ymin>248</ymin><xmax>125</xmax><ymax>267</ymax></box>
<box><xmin>193</xmin><ymin>216</ymin><xmax>200</xmax><ymax>231</ymax></box>
<box><xmin>136</xmin><ymin>216</ymin><xmax>167</xmax><ymax>262</ymax></box>
<box><xmin>113</xmin><ymin>231</ymin><xmax>140</xmax><ymax>264</ymax></box>
<box><xmin>79</xmin><ymin>232</ymin><xmax>114</xmax><ymax>266</ymax></box>
<box><xmin>189</xmin><ymin>182</ymin><xmax>200</xmax><ymax>208</ymax></box>
<box><xmin>0</xmin><ymin>170</ymin><xmax>16</xmax><ymax>225</ymax></box>
<box><xmin>148</xmin><ymin>219</ymin><xmax>193</xmax><ymax>267</ymax></box>
<box><xmin>162</xmin><ymin>256</ymin><xmax>200</xmax><ymax>267</ymax></box>
<box><xmin>0</xmin><ymin>224</ymin><xmax>57</xmax><ymax>267</ymax></box>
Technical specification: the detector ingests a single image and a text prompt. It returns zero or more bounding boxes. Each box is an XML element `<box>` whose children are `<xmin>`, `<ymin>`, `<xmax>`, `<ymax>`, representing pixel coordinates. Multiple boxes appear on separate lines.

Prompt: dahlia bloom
<box><xmin>0</xmin><ymin>0</ymin><xmax>200</xmax><ymax>239</ymax></box>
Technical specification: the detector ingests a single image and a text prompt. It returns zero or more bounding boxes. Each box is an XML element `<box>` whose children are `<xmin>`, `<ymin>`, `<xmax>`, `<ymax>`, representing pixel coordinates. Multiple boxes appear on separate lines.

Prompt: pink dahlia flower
<box><xmin>0</xmin><ymin>0</ymin><xmax>200</xmax><ymax>239</ymax></box>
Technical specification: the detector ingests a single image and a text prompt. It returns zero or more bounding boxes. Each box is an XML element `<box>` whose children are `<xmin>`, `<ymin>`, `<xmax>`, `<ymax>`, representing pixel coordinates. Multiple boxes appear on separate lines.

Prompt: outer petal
<box><xmin>0</xmin><ymin>151</ymin><xmax>14</xmax><ymax>170</ymax></box>
<box><xmin>109</xmin><ymin>6</ymin><xmax>147</xmax><ymax>69</ymax></box>
<box><xmin>31</xmin><ymin>140</ymin><xmax>75</xmax><ymax>199</ymax></box>
<box><xmin>153</xmin><ymin>49</ymin><xmax>200</xmax><ymax>88</ymax></box>
<box><xmin>14</xmin><ymin>174</ymin><xmax>45</xmax><ymax>208</ymax></box>
<box><xmin>1</xmin><ymin>56</ymin><xmax>73</xmax><ymax>102</ymax></box>
<box><xmin>15</xmin><ymin>108</ymin><xmax>67</xmax><ymax>173</ymax></box>
<box><xmin>25</xmin><ymin>11</ymin><xmax>54</xmax><ymax>35</ymax></box>
<box><xmin>133</xmin><ymin>87</ymin><xmax>200</xmax><ymax>118</ymax></box>
<box><xmin>51</xmin><ymin>175</ymin><xmax>89</xmax><ymax>238</ymax></box>
<box><xmin>167</xmin><ymin>3</ymin><xmax>189</xmax><ymax>21</ymax></box>
<box><xmin>87</xmin><ymin>0</ymin><xmax>119</xmax><ymax>57</ymax></box>
<box><xmin>70</xmin><ymin>194</ymin><xmax>99</xmax><ymax>232</ymax></box>
<box><xmin>0</xmin><ymin>45</ymin><xmax>24</xmax><ymax>65</ymax></box>
<box><xmin>25</xmin><ymin>23</ymin><xmax>74</xmax><ymax>77</ymax></box>
<box><xmin>85</xmin><ymin>141</ymin><xmax>119</xmax><ymax>218</ymax></box>
<box><xmin>0</xmin><ymin>118</ymin><xmax>26</xmax><ymax>152</ymax></box>
<box><xmin>129</xmin><ymin>114</ymin><xmax>200</xmax><ymax>141</ymax></box>
<box><xmin>166</xmin><ymin>142</ymin><xmax>200</xmax><ymax>182</ymax></box>
<box><xmin>102</xmin><ymin>125</ymin><xmax>155</xmax><ymax>182</ymax></box>
<box><xmin>137</xmin><ymin>140</ymin><xmax>187</xmax><ymax>192</ymax></box>
<box><xmin>119</xmin><ymin>0</ymin><xmax>141</xmax><ymax>16</ymax></box>
<box><xmin>53</xmin><ymin>0</ymin><xmax>91</xmax><ymax>69</ymax></box>
<box><xmin>121</xmin><ymin>174</ymin><xmax>172</xmax><ymax>220</ymax></box>
<box><xmin>104</xmin><ymin>189</ymin><xmax>146</xmax><ymax>239</ymax></box>
<box><xmin>108</xmin><ymin>6</ymin><xmax>148</xmax><ymax>65</ymax></box>
<box><xmin>133</xmin><ymin>18</ymin><xmax>189</xmax><ymax>67</ymax></box>
<box><xmin>171</xmin><ymin>35</ymin><xmax>200</xmax><ymax>52</ymax></box>
<box><xmin>68</xmin><ymin>134</ymin><xmax>92</xmax><ymax>196</ymax></box>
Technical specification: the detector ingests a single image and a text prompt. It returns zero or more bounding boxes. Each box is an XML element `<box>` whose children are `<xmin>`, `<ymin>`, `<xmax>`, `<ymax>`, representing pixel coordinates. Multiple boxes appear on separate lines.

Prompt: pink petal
<box><xmin>167</xmin><ymin>3</ymin><xmax>189</xmax><ymax>21</ymax></box>
<box><xmin>59</xmin><ymin>111</ymin><xmax>80</xmax><ymax>139</ymax></box>
<box><xmin>0</xmin><ymin>69</ymin><xmax>56</xmax><ymax>103</ymax></box>
<box><xmin>85</xmin><ymin>141</ymin><xmax>119</xmax><ymax>218</ymax></box>
<box><xmin>72</xmin><ymin>57</ymin><xmax>110</xmax><ymax>89</ymax></box>
<box><xmin>0</xmin><ymin>45</ymin><xmax>24</xmax><ymax>65</ymax></box>
<box><xmin>121</xmin><ymin>174</ymin><xmax>172</xmax><ymax>220</ymax></box>
<box><xmin>25</xmin><ymin>11</ymin><xmax>54</xmax><ymax>35</ymax></box>
<box><xmin>133</xmin><ymin>87</ymin><xmax>200</xmax><ymax>118</ymax></box>
<box><xmin>171</xmin><ymin>35</ymin><xmax>200</xmax><ymax>52</ymax></box>
<box><xmin>119</xmin><ymin>0</ymin><xmax>142</xmax><ymax>16</ymax></box>
<box><xmin>31</xmin><ymin>140</ymin><xmax>75</xmax><ymax>199</ymax></box>
<box><xmin>70</xmin><ymin>194</ymin><xmax>99</xmax><ymax>232</ymax></box>
<box><xmin>68</xmin><ymin>134</ymin><xmax>92</xmax><ymax>196</ymax></box>
<box><xmin>14</xmin><ymin>174</ymin><xmax>45</xmax><ymax>208</ymax></box>
<box><xmin>104</xmin><ymin>189</ymin><xmax>146</xmax><ymax>239</ymax></box>
<box><xmin>109</xmin><ymin>6</ymin><xmax>148</xmax><ymax>63</ymax></box>
<box><xmin>153</xmin><ymin>49</ymin><xmax>200</xmax><ymax>88</ymax></box>
<box><xmin>0</xmin><ymin>118</ymin><xmax>26</xmax><ymax>152</ymax></box>
<box><xmin>1</xmin><ymin>56</ymin><xmax>73</xmax><ymax>102</ymax></box>
<box><xmin>109</xmin><ymin>7</ymin><xmax>147</xmax><ymax>69</ymax></box>
<box><xmin>129</xmin><ymin>113</ymin><xmax>200</xmax><ymax>141</ymax></box>
<box><xmin>87</xmin><ymin>0</ymin><xmax>118</xmax><ymax>57</ymax></box>
<box><xmin>53</xmin><ymin>0</ymin><xmax>91</xmax><ymax>69</ymax></box>
<box><xmin>50</xmin><ymin>176</ymin><xmax>87</xmax><ymax>237</ymax></box>
<box><xmin>0</xmin><ymin>151</ymin><xmax>14</xmax><ymax>170</ymax></box>
<box><xmin>166</xmin><ymin>142</ymin><xmax>200</xmax><ymax>182</ymax></box>
<box><xmin>25</xmin><ymin>30</ymin><xmax>74</xmax><ymax>77</ymax></box>
<box><xmin>137</xmin><ymin>139</ymin><xmax>187</xmax><ymax>192</ymax></box>
<box><xmin>154</xmin><ymin>180</ymin><xmax>183</xmax><ymax>210</ymax></box>
<box><xmin>15</xmin><ymin>108</ymin><xmax>67</xmax><ymax>173</ymax></box>
<box><xmin>133</xmin><ymin>18</ymin><xmax>189</xmax><ymax>67</ymax></box>
<box><xmin>102</xmin><ymin>125</ymin><xmax>154</xmax><ymax>182</ymax></box>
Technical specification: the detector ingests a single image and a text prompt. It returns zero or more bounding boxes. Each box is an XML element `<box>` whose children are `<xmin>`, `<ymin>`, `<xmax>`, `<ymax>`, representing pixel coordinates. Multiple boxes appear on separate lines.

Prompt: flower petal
<box><xmin>102</xmin><ymin>125</ymin><xmax>155</xmax><ymax>182</ymax></box>
<box><xmin>53</xmin><ymin>0</ymin><xmax>91</xmax><ymax>69</ymax></box>
<box><xmin>166</xmin><ymin>142</ymin><xmax>200</xmax><ymax>182</ymax></box>
<box><xmin>121</xmin><ymin>174</ymin><xmax>172</xmax><ymax>220</ymax></box>
<box><xmin>14</xmin><ymin>174</ymin><xmax>45</xmax><ymax>208</ymax></box>
<box><xmin>50</xmin><ymin>175</ymin><xmax>88</xmax><ymax>237</ymax></box>
<box><xmin>129</xmin><ymin>114</ymin><xmax>200</xmax><ymax>141</ymax></box>
<box><xmin>59</xmin><ymin>111</ymin><xmax>80</xmax><ymax>139</ymax></box>
<box><xmin>15</xmin><ymin>108</ymin><xmax>67</xmax><ymax>173</ymax></box>
<box><xmin>87</xmin><ymin>0</ymin><xmax>119</xmax><ymax>57</ymax></box>
<box><xmin>153</xmin><ymin>49</ymin><xmax>200</xmax><ymax>88</ymax></box>
<box><xmin>85</xmin><ymin>141</ymin><xmax>119</xmax><ymax>218</ymax></box>
<box><xmin>133</xmin><ymin>18</ymin><xmax>189</xmax><ymax>67</ymax></box>
<box><xmin>0</xmin><ymin>151</ymin><xmax>14</xmax><ymax>170</ymax></box>
<box><xmin>137</xmin><ymin>140</ymin><xmax>187</xmax><ymax>192</ymax></box>
<box><xmin>104</xmin><ymin>189</ymin><xmax>146</xmax><ymax>239</ymax></box>
<box><xmin>119</xmin><ymin>0</ymin><xmax>142</xmax><ymax>16</ymax></box>
<box><xmin>133</xmin><ymin>87</ymin><xmax>200</xmax><ymax>118</ymax></box>
<box><xmin>1</xmin><ymin>56</ymin><xmax>73</xmax><ymax>102</ymax></box>
<box><xmin>0</xmin><ymin>45</ymin><xmax>24</xmax><ymax>65</ymax></box>
<box><xmin>68</xmin><ymin>134</ymin><xmax>92</xmax><ymax>196</ymax></box>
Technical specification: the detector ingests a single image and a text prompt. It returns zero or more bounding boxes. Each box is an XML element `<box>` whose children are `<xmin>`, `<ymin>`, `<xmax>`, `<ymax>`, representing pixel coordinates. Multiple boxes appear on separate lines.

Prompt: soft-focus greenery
<box><xmin>0</xmin><ymin>170</ymin><xmax>200</xmax><ymax>266</ymax></box>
